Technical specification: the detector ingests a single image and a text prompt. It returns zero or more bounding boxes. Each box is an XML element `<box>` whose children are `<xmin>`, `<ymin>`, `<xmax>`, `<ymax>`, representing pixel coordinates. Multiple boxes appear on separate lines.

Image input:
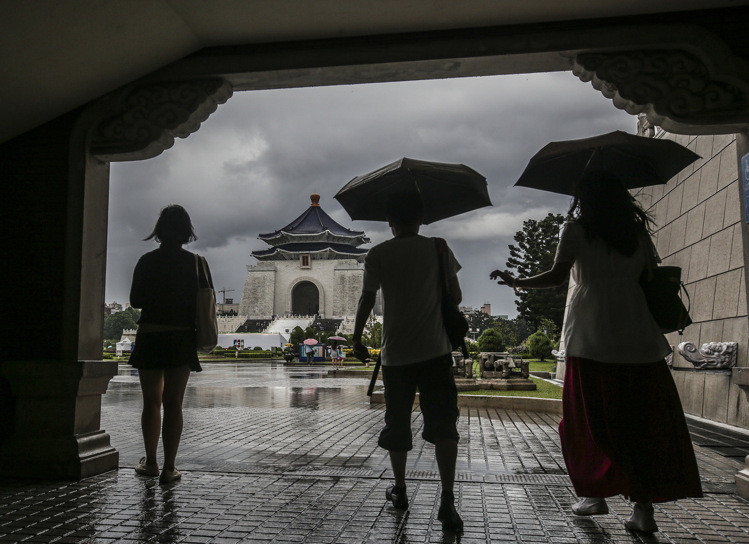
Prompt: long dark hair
<box><xmin>144</xmin><ymin>204</ymin><xmax>197</xmax><ymax>245</ymax></box>
<box><xmin>567</xmin><ymin>170</ymin><xmax>654</xmax><ymax>257</ymax></box>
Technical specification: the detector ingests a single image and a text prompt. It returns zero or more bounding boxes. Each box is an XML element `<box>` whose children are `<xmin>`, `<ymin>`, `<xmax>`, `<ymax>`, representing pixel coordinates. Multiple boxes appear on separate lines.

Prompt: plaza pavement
<box><xmin>1</xmin><ymin>362</ymin><xmax>748</xmax><ymax>543</ymax></box>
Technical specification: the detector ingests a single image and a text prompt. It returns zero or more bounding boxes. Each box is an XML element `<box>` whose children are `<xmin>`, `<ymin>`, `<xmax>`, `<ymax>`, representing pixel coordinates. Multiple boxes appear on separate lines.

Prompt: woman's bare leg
<box><xmin>139</xmin><ymin>369</ymin><xmax>165</xmax><ymax>466</ymax></box>
<box><xmin>161</xmin><ymin>366</ymin><xmax>191</xmax><ymax>471</ymax></box>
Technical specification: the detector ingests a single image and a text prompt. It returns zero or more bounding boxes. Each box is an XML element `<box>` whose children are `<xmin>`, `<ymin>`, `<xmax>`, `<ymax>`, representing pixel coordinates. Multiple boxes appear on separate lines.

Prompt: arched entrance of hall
<box><xmin>292</xmin><ymin>281</ymin><xmax>319</xmax><ymax>316</ymax></box>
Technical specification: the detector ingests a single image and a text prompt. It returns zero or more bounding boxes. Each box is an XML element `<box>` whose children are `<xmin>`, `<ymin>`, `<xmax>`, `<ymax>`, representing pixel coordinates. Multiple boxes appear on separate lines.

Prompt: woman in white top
<box><xmin>491</xmin><ymin>171</ymin><xmax>701</xmax><ymax>534</ymax></box>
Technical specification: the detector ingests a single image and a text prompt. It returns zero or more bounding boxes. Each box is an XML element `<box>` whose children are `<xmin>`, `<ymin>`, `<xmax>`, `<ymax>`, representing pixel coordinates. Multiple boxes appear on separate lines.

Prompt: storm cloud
<box><xmin>107</xmin><ymin>72</ymin><xmax>635</xmax><ymax>316</ymax></box>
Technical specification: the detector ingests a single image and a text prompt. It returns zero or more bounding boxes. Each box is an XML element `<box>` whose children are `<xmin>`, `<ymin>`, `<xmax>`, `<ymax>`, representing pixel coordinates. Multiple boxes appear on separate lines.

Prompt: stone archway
<box><xmin>4</xmin><ymin>7</ymin><xmax>749</xmax><ymax>481</ymax></box>
<box><xmin>292</xmin><ymin>281</ymin><xmax>320</xmax><ymax>316</ymax></box>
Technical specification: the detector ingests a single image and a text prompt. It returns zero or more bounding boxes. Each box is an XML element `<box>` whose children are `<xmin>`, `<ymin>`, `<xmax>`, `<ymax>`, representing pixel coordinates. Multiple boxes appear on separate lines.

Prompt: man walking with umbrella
<box><xmin>352</xmin><ymin>191</ymin><xmax>464</xmax><ymax>532</ymax></box>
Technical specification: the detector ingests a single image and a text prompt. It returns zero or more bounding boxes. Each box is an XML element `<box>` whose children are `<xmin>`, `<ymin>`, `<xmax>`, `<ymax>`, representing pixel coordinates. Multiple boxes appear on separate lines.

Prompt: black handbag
<box><xmin>435</xmin><ymin>238</ymin><xmax>469</xmax><ymax>357</ymax></box>
<box><xmin>640</xmin><ymin>242</ymin><xmax>692</xmax><ymax>334</ymax></box>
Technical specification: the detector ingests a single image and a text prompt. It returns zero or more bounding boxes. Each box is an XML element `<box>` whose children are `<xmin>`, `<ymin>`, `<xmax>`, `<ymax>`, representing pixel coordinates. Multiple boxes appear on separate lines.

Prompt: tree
<box><xmin>505</xmin><ymin>213</ymin><xmax>568</xmax><ymax>330</ymax></box>
<box><xmin>363</xmin><ymin>316</ymin><xmax>382</xmax><ymax>348</ymax></box>
<box><xmin>103</xmin><ymin>307</ymin><xmax>140</xmax><ymax>340</ymax></box>
<box><xmin>477</xmin><ymin>328</ymin><xmax>505</xmax><ymax>353</ymax></box>
<box><xmin>528</xmin><ymin>331</ymin><xmax>553</xmax><ymax>361</ymax></box>
<box><xmin>537</xmin><ymin>317</ymin><xmax>560</xmax><ymax>344</ymax></box>
<box><xmin>465</xmin><ymin>310</ymin><xmax>495</xmax><ymax>340</ymax></box>
<box><xmin>493</xmin><ymin>317</ymin><xmax>534</xmax><ymax>348</ymax></box>
<box><xmin>304</xmin><ymin>326</ymin><xmax>317</xmax><ymax>340</ymax></box>
<box><xmin>289</xmin><ymin>326</ymin><xmax>306</xmax><ymax>346</ymax></box>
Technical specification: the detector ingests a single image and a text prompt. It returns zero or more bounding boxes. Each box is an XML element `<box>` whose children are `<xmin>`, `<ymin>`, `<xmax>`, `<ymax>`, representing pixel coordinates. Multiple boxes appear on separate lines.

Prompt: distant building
<box><xmin>105</xmin><ymin>301</ymin><xmax>123</xmax><ymax>315</ymax></box>
<box><xmin>239</xmin><ymin>194</ymin><xmax>375</xmax><ymax>320</ymax></box>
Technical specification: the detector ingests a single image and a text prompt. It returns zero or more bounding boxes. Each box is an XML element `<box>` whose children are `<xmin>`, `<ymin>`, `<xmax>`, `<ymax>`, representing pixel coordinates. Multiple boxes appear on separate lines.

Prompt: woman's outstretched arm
<box><xmin>490</xmin><ymin>260</ymin><xmax>572</xmax><ymax>290</ymax></box>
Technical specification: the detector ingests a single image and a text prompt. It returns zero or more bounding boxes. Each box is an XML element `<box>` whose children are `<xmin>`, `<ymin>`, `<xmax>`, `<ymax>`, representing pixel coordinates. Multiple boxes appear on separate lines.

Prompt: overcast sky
<box><xmin>107</xmin><ymin>72</ymin><xmax>635</xmax><ymax>317</ymax></box>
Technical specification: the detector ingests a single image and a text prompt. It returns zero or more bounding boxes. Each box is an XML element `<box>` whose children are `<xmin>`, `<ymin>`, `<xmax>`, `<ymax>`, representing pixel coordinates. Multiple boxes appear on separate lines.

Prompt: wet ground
<box><xmin>1</xmin><ymin>362</ymin><xmax>748</xmax><ymax>543</ymax></box>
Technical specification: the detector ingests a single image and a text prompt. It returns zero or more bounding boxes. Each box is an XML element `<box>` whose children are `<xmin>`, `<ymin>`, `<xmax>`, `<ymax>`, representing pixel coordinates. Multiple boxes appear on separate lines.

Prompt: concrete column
<box><xmin>734</xmin><ymin>130</ymin><xmax>749</xmax><ymax>499</ymax></box>
<box><xmin>0</xmin><ymin>111</ymin><xmax>118</xmax><ymax>479</ymax></box>
<box><xmin>0</xmin><ymin>360</ymin><xmax>118</xmax><ymax>479</ymax></box>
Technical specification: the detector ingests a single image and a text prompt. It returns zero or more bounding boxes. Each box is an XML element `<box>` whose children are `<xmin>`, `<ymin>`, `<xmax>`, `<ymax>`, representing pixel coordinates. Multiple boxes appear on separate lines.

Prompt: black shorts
<box><xmin>378</xmin><ymin>353</ymin><xmax>460</xmax><ymax>452</ymax></box>
<box><xmin>128</xmin><ymin>330</ymin><xmax>202</xmax><ymax>372</ymax></box>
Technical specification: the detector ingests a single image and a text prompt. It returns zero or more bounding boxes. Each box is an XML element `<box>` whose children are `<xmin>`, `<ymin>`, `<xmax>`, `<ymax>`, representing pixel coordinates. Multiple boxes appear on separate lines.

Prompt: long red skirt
<box><xmin>559</xmin><ymin>356</ymin><xmax>702</xmax><ymax>503</ymax></box>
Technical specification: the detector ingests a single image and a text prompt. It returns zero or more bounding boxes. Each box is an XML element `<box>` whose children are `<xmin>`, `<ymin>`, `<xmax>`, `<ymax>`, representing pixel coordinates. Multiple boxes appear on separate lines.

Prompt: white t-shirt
<box><xmin>555</xmin><ymin>221</ymin><xmax>671</xmax><ymax>364</ymax></box>
<box><xmin>363</xmin><ymin>235</ymin><xmax>461</xmax><ymax>366</ymax></box>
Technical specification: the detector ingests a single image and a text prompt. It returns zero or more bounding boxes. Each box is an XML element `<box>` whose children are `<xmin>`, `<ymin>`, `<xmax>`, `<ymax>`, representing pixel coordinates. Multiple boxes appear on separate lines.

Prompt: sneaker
<box><xmin>385</xmin><ymin>484</ymin><xmax>408</xmax><ymax>509</ymax></box>
<box><xmin>134</xmin><ymin>457</ymin><xmax>159</xmax><ymax>477</ymax></box>
<box><xmin>571</xmin><ymin>497</ymin><xmax>609</xmax><ymax>516</ymax></box>
<box><xmin>625</xmin><ymin>502</ymin><xmax>658</xmax><ymax>533</ymax></box>
<box><xmin>159</xmin><ymin>468</ymin><xmax>182</xmax><ymax>484</ymax></box>
<box><xmin>437</xmin><ymin>493</ymin><xmax>463</xmax><ymax>533</ymax></box>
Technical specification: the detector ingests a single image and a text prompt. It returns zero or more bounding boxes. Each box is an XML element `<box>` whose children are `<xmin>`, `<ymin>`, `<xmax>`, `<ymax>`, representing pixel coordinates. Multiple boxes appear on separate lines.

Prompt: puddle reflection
<box><xmin>107</xmin><ymin>362</ymin><xmax>368</xmax><ymax>410</ymax></box>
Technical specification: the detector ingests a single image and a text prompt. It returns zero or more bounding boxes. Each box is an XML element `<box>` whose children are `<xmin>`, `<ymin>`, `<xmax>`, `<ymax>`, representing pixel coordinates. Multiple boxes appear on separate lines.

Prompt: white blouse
<box><xmin>555</xmin><ymin>221</ymin><xmax>671</xmax><ymax>364</ymax></box>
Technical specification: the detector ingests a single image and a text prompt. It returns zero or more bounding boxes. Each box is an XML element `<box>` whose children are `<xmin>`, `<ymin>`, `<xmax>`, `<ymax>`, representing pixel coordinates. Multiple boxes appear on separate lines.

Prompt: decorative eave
<box><xmin>252</xmin><ymin>243</ymin><xmax>367</xmax><ymax>262</ymax></box>
<box><xmin>259</xmin><ymin>230</ymin><xmax>369</xmax><ymax>247</ymax></box>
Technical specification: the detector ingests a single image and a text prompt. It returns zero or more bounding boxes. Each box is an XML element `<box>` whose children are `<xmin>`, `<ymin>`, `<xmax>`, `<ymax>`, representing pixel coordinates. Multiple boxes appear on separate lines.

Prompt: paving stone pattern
<box><xmin>1</xmin><ymin>362</ymin><xmax>748</xmax><ymax>543</ymax></box>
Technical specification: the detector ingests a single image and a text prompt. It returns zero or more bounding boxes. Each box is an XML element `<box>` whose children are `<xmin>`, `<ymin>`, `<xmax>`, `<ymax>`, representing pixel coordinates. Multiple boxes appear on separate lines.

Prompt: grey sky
<box><xmin>107</xmin><ymin>72</ymin><xmax>635</xmax><ymax>316</ymax></box>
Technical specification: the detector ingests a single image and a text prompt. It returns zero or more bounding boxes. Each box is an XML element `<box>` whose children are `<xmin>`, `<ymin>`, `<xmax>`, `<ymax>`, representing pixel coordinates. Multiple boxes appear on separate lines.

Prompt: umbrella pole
<box><xmin>582</xmin><ymin>146</ymin><xmax>601</xmax><ymax>176</ymax></box>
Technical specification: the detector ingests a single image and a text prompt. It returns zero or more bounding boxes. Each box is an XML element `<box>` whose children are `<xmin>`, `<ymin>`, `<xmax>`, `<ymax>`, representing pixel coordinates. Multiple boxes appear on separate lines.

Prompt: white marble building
<box><xmin>239</xmin><ymin>194</ymin><xmax>371</xmax><ymax>320</ymax></box>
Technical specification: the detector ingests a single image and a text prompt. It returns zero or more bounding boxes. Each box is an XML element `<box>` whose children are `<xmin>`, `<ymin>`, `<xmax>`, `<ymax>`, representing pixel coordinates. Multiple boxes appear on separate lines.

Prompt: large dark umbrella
<box><xmin>335</xmin><ymin>157</ymin><xmax>492</xmax><ymax>224</ymax></box>
<box><xmin>515</xmin><ymin>131</ymin><xmax>700</xmax><ymax>196</ymax></box>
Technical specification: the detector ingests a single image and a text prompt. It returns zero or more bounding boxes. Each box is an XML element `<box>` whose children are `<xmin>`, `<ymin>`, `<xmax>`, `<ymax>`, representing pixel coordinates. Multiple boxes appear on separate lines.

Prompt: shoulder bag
<box><xmin>434</xmin><ymin>238</ymin><xmax>469</xmax><ymax>358</ymax></box>
<box><xmin>639</xmin><ymin>238</ymin><xmax>692</xmax><ymax>335</ymax></box>
<box><xmin>195</xmin><ymin>254</ymin><xmax>218</xmax><ymax>353</ymax></box>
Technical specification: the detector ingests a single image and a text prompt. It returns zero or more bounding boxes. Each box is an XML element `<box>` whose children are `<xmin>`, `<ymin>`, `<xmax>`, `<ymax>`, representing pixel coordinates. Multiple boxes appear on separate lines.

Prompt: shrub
<box><xmin>528</xmin><ymin>331</ymin><xmax>553</xmax><ymax>361</ymax></box>
<box><xmin>477</xmin><ymin>328</ymin><xmax>505</xmax><ymax>353</ymax></box>
<box><xmin>252</xmin><ymin>346</ymin><xmax>263</xmax><ymax>351</ymax></box>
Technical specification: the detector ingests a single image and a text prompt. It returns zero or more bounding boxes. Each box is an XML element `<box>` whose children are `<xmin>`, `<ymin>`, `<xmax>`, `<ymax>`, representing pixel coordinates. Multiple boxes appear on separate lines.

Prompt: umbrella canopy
<box><xmin>335</xmin><ymin>157</ymin><xmax>492</xmax><ymax>225</ymax></box>
<box><xmin>302</xmin><ymin>338</ymin><xmax>318</xmax><ymax>345</ymax></box>
<box><xmin>514</xmin><ymin>131</ymin><xmax>700</xmax><ymax>196</ymax></box>
<box><xmin>328</xmin><ymin>336</ymin><xmax>347</xmax><ymax>341</ymax></box>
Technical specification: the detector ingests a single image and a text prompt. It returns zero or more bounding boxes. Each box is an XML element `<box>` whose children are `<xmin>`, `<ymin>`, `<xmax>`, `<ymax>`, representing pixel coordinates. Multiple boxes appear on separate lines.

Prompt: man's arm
<box><xmin>352</xmin><ymin>290</ymin><xmax>376</xmax><ymax>361</ymax></box>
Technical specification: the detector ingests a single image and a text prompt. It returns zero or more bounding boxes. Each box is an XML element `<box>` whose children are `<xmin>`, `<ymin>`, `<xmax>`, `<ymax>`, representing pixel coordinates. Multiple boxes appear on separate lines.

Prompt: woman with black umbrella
<box><xmin>491</xmin><ymin>170</ymin><xmax>702</xmax><ymax>533</ymax></box>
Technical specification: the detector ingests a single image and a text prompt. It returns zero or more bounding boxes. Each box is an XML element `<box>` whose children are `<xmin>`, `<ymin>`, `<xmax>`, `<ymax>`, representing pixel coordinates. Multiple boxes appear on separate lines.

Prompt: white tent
<box><xmin>217</xmin><ymin>333</ymin><xmax>287</xmax><ymax>350</ymax></box>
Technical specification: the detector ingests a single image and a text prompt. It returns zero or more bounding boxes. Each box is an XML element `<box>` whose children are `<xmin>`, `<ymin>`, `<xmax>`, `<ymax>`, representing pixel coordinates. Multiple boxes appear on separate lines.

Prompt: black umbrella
<box><xmin>515</xmin><ymin>131</ymin><xmax>700</xmax><ymax>196</ymax></box>
<box><xmin>335</xmin><ymin>157</ymin><xmax>492</xmax><ymax>224</ymax></box>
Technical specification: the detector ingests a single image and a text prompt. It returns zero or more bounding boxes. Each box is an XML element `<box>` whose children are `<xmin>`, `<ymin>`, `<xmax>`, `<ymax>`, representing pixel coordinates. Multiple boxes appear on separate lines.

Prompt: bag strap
<box><xmin>194</xmin><ymin>254</ymin><xmax>212</xmax><ymax>289</ymax></box>
<box><xmin>433</xmin><ymin>238</ymin><xmax>469</xmax><ymax>359</ymax></box>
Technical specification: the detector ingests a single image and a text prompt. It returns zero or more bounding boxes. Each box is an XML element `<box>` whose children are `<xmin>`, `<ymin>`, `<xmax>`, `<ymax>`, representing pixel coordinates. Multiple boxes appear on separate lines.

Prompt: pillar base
<box><xmin>0</xmin><ymin>360</ymin><xmax>119</xmax><ymax>480</ymax></box>
<box><xmin>737</xmin><ymin>455</ymin><xmax>749</xmax><ymax>500</ymax></box>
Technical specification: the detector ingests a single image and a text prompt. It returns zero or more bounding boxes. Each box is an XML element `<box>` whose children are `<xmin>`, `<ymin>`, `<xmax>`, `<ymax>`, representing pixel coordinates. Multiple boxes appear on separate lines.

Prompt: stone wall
<box><xmin>332</xmin><ymin>263</ymin><xmax>365</xmax><ymax>316</ymax></box>
<box><xmin>240</xmin><ymin>258</ymin><xmax>365</xmax><ymax>319</ymax></box>
<box><xmin>238</xmin><ymin>263</ymin><xmax>276</xmax><ymax>319</ymax></box>
<box><xmin>636</xmin><ymin>132</ymin><xmax>748</xmax><ymax>429</ymax></box>
<box><xmin>217</xmin><ymin>315</ymin><xmax>247</xmax><ymax>334</ymax></box>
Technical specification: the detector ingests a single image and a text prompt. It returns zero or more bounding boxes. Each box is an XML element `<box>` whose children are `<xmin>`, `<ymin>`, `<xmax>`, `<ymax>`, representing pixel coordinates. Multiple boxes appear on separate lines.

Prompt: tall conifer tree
<box><xmin>505</xmin><ymin>213</ymin><xmax>568</xmax><ymax>330</ymax></box>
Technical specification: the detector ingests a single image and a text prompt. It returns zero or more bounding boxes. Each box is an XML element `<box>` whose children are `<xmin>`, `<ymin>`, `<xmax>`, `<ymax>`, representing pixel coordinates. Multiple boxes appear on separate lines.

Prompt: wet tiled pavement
<box><xmin>1</xmin><ymin>362</ymin><xmax>748</xmax><ymax>543</ymax></box>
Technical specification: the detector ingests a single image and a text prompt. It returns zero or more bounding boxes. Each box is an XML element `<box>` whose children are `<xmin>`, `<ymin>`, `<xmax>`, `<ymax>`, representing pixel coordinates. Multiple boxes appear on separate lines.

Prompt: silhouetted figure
<box><xmin>353</xmin><ymin>192</ymin><xmax>463</xmax><ymax>532</ymax></box>
<box><xmin>129</xmin><ymin>204</ymin><xmax>213</xmax><ymax>484</ymax></box>
<box><xmin>491</xmin><ymin>171</ymin><xmax>701</xmax><ymax>533</ymax></box>
<box><xmin>329</xmin><ymin>340</ymin><xmax>341</xmax><ymax>369</ymax></box>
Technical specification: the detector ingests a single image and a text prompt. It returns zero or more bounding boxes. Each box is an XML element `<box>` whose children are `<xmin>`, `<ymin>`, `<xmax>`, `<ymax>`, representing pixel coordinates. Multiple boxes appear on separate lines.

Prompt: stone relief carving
<box><xmin>677</xmin><ymin>341</ymin><xmax>738</xmax><ymax>370</ymax></box>
<box><xmin>91</xmin><ymin>79</ymin><xmax>233</xmax><ymax>161</ymax></box>
<box><xmin>572</xmin><ymin>49</ymin><xmax>749</xmax><ymax>132</ymax></box>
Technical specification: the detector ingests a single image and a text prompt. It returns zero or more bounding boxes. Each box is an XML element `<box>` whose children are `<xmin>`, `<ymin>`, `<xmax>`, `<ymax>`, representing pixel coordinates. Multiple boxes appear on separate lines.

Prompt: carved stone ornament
<box><xmin>573</xmin><ymin>49</ymin><xmax>749</xmax><ymax>132</ymax></box>
<box><xmin>677</xmin><ymin>341</ymin><xmax>738</xmax><ymax>370</ymax></box>
<box><xmin>91</xmin><ymin>79</ymin><xmax>233</xmax><ymax>161</ymax></box>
